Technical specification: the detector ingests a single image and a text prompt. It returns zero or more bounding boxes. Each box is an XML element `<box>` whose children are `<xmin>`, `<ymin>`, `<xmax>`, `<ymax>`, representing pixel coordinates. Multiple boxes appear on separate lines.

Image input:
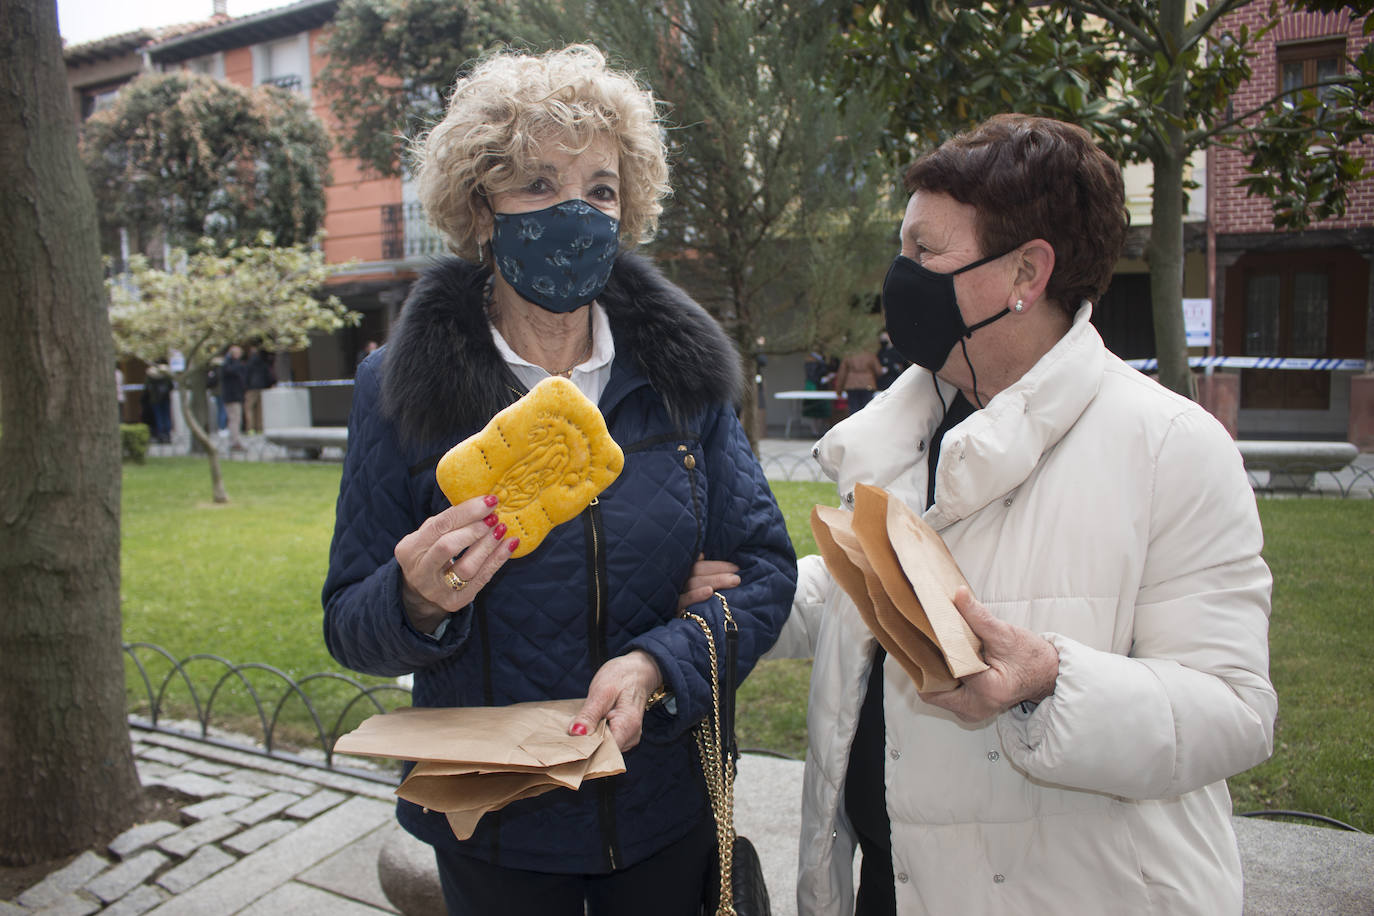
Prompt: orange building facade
<box><xmin>65</xmin><ymin>0</ymin><xmax>449</xmax><ymax>424</ymax></box>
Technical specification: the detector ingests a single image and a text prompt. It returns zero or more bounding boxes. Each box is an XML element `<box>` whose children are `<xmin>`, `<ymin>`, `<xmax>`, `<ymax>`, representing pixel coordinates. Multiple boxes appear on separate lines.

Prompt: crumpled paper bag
<box><xmin>810</xmin><ymin>483</ymin><xmax>989</xmax><ymax>692</ymax></box>
<box><xmin>333</xmin><ymin>698</ymin><xmax>624</xmax><ymax>839</ymax></box>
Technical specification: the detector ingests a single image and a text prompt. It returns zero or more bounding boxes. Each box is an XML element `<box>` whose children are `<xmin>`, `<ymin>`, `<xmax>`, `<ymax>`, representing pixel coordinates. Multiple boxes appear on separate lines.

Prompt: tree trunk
<box><xmin>738</xmin><ymin>349</ymin><xmax>761</xmax><ymax>454</ymax></box>
<box><xmin>187</xmin><ymin>370</ymin><xmax>210</xmax><ymax>455</ymax></box>
<box><xmin>1148</xmin><ymin>0</ymin><xmax>1197</xmax><ymax>401</ymax></box>
<box><xmin>176</xmin><ymin>382</ymin><xmax>229</xmax><ymax>502</ymax></box>
<box><xmin>0</xmin><ymin>0</ymin><xmax>142</xmax><ymax>865</ymax></box>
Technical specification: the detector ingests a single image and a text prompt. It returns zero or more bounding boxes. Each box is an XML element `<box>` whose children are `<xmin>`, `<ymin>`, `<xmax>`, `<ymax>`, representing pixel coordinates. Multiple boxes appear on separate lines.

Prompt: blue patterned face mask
<box><xmin>490</xmin><ymin>199</ymin><xmax>621</xmax><ymax>313</ymax></box>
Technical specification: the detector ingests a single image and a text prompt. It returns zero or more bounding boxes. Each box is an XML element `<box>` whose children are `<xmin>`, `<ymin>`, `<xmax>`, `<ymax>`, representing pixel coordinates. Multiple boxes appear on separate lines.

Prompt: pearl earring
<box><xmin>1013</xmin><ymin>299</ymin><xmax>1024</xmax><ymax>312</ymax></box>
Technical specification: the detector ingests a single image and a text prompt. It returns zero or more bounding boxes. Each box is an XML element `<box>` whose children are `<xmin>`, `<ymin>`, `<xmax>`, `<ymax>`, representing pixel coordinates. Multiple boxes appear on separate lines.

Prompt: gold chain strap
<box><xmin>682</xmin><ymin>592</ymin><xmax>737</xmax><ymax>916</ymax></box>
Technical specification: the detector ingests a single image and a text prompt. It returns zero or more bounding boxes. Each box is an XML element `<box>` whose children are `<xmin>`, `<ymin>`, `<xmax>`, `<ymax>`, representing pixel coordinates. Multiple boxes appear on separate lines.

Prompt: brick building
<box><xmin>65</xmin><ymin>0</ymin><xmax>447</xmax><ymax>425</ymax></box>
<box><xmin>1210</xmin><ymin>4</ymin><xmax>1373</xmax><ymax>442</ymax></box>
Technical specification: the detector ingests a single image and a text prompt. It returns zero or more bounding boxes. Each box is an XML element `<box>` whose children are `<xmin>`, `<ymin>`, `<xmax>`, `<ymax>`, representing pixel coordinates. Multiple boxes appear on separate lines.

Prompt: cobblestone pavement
<box><xmin>4</xmin><ymin>729</ymin><xmax>403</xmax><ymax>916</ymax></box>
<box><xmin>0</xmin><ymin>726</ymin><xmax>808</xmax><ymax>916</ymax></box>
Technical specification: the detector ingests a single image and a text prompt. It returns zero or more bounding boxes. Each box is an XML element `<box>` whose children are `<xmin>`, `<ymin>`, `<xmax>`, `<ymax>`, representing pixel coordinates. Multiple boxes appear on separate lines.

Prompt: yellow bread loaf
<box><xmin>436</xmin><ymin>376</ymin><xmax>624</xmax><ymax>558</ymax></box>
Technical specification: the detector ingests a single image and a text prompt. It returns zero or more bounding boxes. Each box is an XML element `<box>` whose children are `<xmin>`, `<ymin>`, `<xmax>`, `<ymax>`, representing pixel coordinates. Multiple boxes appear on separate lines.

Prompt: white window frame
<box><xmin>252</xmin><ymin>33</ymin><xmax>311</xmax><ymax>99</ymax></box>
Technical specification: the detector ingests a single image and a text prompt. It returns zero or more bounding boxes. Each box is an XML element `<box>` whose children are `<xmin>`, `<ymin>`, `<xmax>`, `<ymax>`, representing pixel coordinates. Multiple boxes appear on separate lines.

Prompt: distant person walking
<box><xmin>220</xmin><ymin>345</ymin><xmax>248</xmax><ymax>452</ymax></box>
<box><xmin>356</xmin><ymin>340</ymin><xmax>380</xmax><ymax>371</ymax></box>
<box><xmin>244</xmin><ymin>344</ymin><xmax>276</xmax><ymax>434</ymax></box>
<box><xmin>143</xmin><ymin>364</ymin><xmax>174</xmax><ymax>443</ymax></box>
<box><xmin>877</xmin><ymin>330</ymin><xmax>910</xmax><ymax>390</ymax></box>
<box><xmin>115</xmin><ymin>363</ymin><xmax>126</xmax><ymax>424</ymax></box>
<box><xmin>835</xmin><ymin>342</ymin><xmax>883</xmax><ymax>413</ymax></box>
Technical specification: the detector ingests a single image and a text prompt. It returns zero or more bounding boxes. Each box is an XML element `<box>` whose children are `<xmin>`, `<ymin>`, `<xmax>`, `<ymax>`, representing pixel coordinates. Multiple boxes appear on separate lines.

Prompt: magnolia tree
<box><xmin>109</xmin><ymin>237</ymin><xmax>359</xmax><ymax>502</ymax></box>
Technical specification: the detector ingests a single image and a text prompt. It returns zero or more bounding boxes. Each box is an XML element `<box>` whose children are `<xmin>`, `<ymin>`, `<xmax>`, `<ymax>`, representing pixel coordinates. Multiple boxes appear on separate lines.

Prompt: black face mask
<box><xmin>880</xmin><ymin>250</ymin><xmax>1016</xmax><ymax>373</ymax></box>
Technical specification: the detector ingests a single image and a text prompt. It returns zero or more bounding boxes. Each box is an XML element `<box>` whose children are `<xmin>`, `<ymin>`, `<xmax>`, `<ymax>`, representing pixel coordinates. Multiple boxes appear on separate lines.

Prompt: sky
<box><xmin>57</xmin><ymin>0</ymin><xmax>291</xmax><ymax>47</ymax></box>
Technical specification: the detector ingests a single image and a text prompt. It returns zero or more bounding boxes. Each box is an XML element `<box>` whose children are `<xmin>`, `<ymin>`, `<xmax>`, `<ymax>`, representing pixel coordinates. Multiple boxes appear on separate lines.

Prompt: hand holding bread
<box><xmin>437</xmin><ymin>376</ymin><xmax>624</xmax><ymax>558</ymax></box>
<box><xmin>394</xmin><ymin>493</ymin><xmax>518</xmax><ymax>634</ymax></box>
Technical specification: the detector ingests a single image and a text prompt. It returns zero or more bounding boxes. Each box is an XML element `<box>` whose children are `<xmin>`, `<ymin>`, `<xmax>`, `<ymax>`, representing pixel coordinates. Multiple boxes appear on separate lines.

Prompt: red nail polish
<box><xmin>484</xmin><ymin>513</ymin><xmax>498</xmax><ymax>527</ymax></box>
<box><xmin>507</xmin><ymin>538</ymin><xmax>520</xmax><ymax>553</ymax></box>
<box><xmin>484</xmin><ymin>495</ymin><xmax>498</xmax><ymax>507</ymax></box>
<box><xmin>570</xmin><ymin>722</ymin><xmax>587</xmax><ymax>736</ymax></box>
<box><xmin>492</xmin><ymin>522</ymin><xmax>507</xmax><ymax>539</ymax></box>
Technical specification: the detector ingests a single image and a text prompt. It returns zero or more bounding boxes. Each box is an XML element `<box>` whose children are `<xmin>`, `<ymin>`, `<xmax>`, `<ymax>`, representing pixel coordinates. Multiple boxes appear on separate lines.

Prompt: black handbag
<box><xmin>684</xmin><ymin>593</ymin><xmax>772</xmax><ymax>916</ymax></box>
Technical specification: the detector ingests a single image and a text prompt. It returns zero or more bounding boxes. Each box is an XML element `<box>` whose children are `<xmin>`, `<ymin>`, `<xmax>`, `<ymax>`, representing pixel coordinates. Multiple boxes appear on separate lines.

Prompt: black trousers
<box><xmin>846</xmin><ymin>388</ymin><xmax>876</xmax><ymax>412</ymax></box>
<box><xmin>435</xmin><ymin>815</ymin><xmax>716</xmax><ymax>916</ymax></box>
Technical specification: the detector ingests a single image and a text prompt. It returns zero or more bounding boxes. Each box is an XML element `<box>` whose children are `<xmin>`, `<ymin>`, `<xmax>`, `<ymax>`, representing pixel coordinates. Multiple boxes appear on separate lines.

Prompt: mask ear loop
<box><xmin>958</xmin><ymin>337</ymin><xmax>984</xmax><ymax>409</ymax></box>
<box><xmin>930</xmin><ymin>368</ymin><xmax>948</xmax><ymax>418</ymax></box>
<box><xmin>957</xmin><ymin>305</ymin><xmax>1009</xmax><ymax>411</ymax></box>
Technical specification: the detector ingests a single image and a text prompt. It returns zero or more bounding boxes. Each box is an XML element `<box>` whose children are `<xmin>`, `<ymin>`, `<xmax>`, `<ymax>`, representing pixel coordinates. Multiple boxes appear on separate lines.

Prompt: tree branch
<box><xmin>1183</xmin><ymin>74</ymin><xmax>1365</xmax><ymax>147</ymax></box>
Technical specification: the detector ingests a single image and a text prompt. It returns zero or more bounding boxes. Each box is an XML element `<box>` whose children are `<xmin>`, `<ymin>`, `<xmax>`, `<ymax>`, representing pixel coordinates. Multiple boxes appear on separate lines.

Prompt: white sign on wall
<box><xmin>1182</xmin><ymin>298</ymin><xmax>1212</xmax><ymax>348</ymax></box>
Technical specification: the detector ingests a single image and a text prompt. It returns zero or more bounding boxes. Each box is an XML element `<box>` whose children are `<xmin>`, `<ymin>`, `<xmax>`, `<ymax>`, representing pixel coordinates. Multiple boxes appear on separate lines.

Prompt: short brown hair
<box><xmin>903</xmin><ymin>114</ymin><xmax>1127</xmax><ymax>317</ymax></box>
<box><xmin>415</xmin><ymin>44</ymin><xmax>671</xmax><ymax>260</ymax></box>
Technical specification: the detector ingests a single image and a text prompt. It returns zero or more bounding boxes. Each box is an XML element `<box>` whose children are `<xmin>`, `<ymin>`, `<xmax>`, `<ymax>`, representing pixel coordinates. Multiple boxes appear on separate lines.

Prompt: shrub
<box><xmin>120</xmin><ymin>423</ymin><xmax>150</xmax><ymax>463</ymax></box>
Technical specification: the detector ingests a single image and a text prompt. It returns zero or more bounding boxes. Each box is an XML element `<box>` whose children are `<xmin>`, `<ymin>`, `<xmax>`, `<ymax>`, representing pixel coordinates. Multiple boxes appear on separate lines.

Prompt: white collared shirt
<box><xmin>489</xmin><ymin>302</ymin><xmax>616</xmax><ymax>405</ymax></box>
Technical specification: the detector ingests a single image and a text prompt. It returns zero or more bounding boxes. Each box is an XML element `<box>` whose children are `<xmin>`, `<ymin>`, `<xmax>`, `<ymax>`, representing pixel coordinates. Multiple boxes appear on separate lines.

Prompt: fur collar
<box><xmin>380</xmin><ymin>253</ymin><xmax>742</xmax><ymax>447</ymax></box>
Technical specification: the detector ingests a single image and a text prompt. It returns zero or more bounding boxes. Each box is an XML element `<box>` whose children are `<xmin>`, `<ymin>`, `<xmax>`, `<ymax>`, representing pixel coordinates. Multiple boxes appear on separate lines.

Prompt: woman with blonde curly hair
<box><xmin>323</xmin><ymin>44</ymin><xmax>796</xmax><ymax>915</ymax></box>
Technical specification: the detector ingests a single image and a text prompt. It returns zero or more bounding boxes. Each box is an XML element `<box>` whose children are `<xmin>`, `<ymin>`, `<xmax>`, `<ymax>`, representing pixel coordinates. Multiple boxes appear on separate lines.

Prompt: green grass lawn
<box><xmin>1227</xmin><ymin>500</ymin><xmax>1374</xmax><ymax>829</ymax></box>
<box><xmin>121</xmin><ymin>460</ymin><xmax>1373</xmax><ymax>830</ymax></box>
<box><xmin>120</xmin><ymin>459</ymin><xmax>402</xmax><ymax>748</ymax></box>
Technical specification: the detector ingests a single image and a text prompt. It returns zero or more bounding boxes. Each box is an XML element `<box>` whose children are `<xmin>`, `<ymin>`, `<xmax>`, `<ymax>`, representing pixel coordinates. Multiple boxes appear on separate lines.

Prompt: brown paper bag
<box><xmin>871</xmin><ymin>484</ymin><xmax>988</xmax><ymax>679</ymax></box>
<box><xmin>811</xmin><ymin>505</ymin><xmax>956</xmax><ymax>692</ymax></box>
<box><xmin>810</xmin><ymin>485</ymin><xmax>988</xmax><ymax>692</ymax></box>
<box><xmin>333</xmin><ymin>698</ymin><xmax>625</xmax><ymax>840</ymax></box>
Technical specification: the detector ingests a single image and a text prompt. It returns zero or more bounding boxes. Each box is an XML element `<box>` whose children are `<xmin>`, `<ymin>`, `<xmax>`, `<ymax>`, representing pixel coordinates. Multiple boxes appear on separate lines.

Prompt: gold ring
<box><xmin>444</xmin><ymin>569</ymin><xmax>468</xmax><ymax>591</ymax></box>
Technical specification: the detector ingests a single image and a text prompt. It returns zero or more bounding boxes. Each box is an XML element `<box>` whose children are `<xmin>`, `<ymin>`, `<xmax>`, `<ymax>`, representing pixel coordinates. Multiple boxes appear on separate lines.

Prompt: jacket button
<box><xmin>993</xmin><ymin>874</ymin><xmax>1006</xmax><ymax>884</ymax></box>
<box><xmin>1003</xmin><ymin>497</ymin><xmax>1013</xmax><ymax>507</ymax></box>
<box><xmin>889</xmin><ymin>748</ymin><xmax>900</xmax><ymax>760</ymax></box>
<box><xmin>845</xmin><ymin>491</ymin><xmax>855</xmax><ymax>506</ymax></box>
<box><xmin>811</xmin><ymin>445</ymin><xmax>820</xmax><ymax>458</ymax></box>
<box><xmin>917</xmin><ymin>440</ymin><xmax>925</xmax><ymax>452</ymax></box>
<box><xmin>897</xmin><ymin>873</ymin><xmax>909</xmax><ymax>884</ymax></box>
<box><xmin>684</xmin><ymin>454</ymin><xmax>696</xmax><ymax>469</ymax></box>
<box><xmin>987</xmin><ymin>750</ymin><xmax>1000</xmax><ymax>762</ymax></box>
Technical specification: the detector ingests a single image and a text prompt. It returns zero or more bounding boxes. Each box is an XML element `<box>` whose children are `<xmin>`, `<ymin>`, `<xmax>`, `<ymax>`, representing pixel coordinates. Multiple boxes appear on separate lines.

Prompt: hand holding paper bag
<box><xmin>809</xmin><ymin>483</ymin><xmax>989</xmax><ymax>692</ymax></box>
<box><xmin>333</xmin><ymin>699</ymin><xmax>625</xmax><ymax>840</ymax></box>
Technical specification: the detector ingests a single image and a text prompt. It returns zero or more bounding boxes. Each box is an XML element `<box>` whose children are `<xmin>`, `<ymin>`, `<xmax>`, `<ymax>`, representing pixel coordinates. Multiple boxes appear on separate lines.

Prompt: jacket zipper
<box><xmin>584</xmin><ymin>498</ymin><xmax>619</xmax><ymax>870</ymax></box>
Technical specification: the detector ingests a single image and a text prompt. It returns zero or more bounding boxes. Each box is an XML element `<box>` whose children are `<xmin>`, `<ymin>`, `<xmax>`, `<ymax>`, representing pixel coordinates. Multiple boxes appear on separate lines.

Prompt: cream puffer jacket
<box><xmin>774</xmin><ymin>306</ymin><xmax>1276</xmax><ymax>915</ymax></box>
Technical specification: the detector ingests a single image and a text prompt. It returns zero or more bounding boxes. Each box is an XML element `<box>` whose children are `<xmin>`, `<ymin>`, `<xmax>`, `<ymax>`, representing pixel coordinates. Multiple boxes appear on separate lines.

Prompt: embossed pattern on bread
<box><xmin>436</xmin><ymin>376</ymin><xmax>624</xmax><ymax>558</ymax></box>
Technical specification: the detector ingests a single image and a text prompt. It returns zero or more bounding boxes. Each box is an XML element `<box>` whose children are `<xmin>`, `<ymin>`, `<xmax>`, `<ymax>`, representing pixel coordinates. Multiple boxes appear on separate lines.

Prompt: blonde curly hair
<box><xmin>415</xmin><ymin>44</ymin><xmax>671</xmax><ymax>260</ymax></box>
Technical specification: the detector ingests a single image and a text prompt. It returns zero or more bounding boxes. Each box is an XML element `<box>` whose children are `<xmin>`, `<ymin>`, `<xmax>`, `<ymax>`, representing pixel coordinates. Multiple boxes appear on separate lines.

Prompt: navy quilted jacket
<box><xmin>322</xmin><ymin>254</ymin><xmax>797</xmax><ymax>873</ymax></box>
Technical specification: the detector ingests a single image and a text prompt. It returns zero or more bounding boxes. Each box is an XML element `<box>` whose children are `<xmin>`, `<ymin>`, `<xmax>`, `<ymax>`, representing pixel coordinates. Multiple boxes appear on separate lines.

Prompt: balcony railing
<box><xmin>381</xmin><ymin>204</ymin><xmax>403</xmax><ymax>260</ymax></box>
<box><xmin>402</xmin><ymin>201</ymin><xmax>447</xmax><ymax>259</ymax></box>
<box><xmin>378</xmin><ymin>198</ymin><xmax>449</xmax><ymax>262</ymax></box>
<box><xmin>262</xmin><ymin>73</ymin><xmax>303</xmax><ymax>93</ymax></box>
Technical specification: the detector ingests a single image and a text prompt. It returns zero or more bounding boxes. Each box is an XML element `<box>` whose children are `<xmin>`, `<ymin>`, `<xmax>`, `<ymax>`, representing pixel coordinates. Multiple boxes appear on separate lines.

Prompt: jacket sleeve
<box><xmin>628</xmin><ymin>404</ymin><xmax>798</xmax><ymax>741</ymax></box>
<box><xmin>999</xmin><ymin>408</ymin><xmax>1276</xmax><ymax>799</ymax></box>
<box><xmin>764</xmin><ymin>553</ymin><xmax>832</xmax><ymax>660</ymax></box>
<box><xmin>321</xmin><ymin>359</ymin><xmax>474</xmax><ymax>677</ymax></box>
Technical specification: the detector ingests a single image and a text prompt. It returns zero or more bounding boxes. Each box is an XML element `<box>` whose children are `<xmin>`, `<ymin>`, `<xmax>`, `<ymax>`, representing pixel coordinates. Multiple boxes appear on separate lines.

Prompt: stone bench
<box><xmin>1236</xmin><ymin>440</ymin><xmax>1358</xmax><ymax>491</ymax></box>
<box><xmin>263</xmin><ymin>426</ymin><xmax>348</xmax><ymax>460</ymax></box>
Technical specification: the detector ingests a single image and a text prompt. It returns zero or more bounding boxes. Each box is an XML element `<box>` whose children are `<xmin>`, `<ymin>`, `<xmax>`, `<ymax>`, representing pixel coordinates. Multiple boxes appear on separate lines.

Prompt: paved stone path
<box><xmin>4</xmin><ymin>729</ymin><xmax>403</xmax><ymax>916</ymax></box>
